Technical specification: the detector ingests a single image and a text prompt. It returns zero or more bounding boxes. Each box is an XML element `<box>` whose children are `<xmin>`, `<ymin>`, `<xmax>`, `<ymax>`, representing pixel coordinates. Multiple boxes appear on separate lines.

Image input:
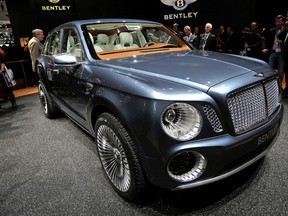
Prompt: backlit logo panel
<box><xmin>160</xmin><ymin>0</ymin><xmax>197</xmax><ymax>11</ymax></box>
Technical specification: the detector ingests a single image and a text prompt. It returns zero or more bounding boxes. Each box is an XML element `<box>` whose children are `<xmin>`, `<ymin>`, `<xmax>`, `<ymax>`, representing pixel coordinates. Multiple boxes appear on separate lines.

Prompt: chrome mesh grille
<box><xmin>203</xmin><ymin>105</ymin><xmax>223</xmax><ymax>133</ymax></box>
<box><xmin>265</xmin><ymin>79</ymin><xmax>279</xmax><ymax>117</ymax></box>
<box><xmin>227</xmin><ymin>79</ymin><xmax>279</xmax><ymax>134</ymax></box>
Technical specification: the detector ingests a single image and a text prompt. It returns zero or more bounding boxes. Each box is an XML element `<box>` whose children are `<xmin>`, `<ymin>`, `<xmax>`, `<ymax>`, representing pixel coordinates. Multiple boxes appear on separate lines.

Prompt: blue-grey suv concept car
<box><xmin>37</xmin><ymin>19</ymin><xmax>283</xmax><ymax>201</ymax></box>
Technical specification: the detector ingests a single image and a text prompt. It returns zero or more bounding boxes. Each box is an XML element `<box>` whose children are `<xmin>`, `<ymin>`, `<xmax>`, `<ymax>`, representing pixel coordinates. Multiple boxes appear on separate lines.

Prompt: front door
<box><xmin>45</xmin><ymin>28</ymin><xmax>89</xmax><ymax>127</ymax></box>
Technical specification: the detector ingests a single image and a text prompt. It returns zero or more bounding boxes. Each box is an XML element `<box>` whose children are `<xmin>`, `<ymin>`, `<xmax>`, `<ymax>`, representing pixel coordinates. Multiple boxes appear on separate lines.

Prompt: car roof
<box><xmin>53</xmin><ymin>18</ymin><xmax>162</xmax><ymax>30</ymax></box>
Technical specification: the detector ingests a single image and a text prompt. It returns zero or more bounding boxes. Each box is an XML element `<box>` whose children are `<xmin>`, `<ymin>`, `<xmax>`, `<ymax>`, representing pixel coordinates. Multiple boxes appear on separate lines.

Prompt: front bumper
<box><xmin>143</xmin><ymin>104</ymin><xmax>283</xmax><ymax>190</ymax></box>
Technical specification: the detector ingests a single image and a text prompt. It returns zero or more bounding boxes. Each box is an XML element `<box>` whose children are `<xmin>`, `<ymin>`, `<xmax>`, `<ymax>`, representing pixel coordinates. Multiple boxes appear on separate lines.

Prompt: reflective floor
<box><xmin>13</xmin><ymin>86</ymin><xmax>38</xmax><ymax>98</ymax></box>
<box><xmin>0</xmin><ymin>93</ymin><xmax>287</xmax><ymax>215</ymax></box>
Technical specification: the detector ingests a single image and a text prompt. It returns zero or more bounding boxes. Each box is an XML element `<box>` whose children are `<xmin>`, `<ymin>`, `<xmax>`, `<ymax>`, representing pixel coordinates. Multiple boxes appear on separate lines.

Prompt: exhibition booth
<box><xmin>1</xmin><ymin>0</ymin><xmax>288</xmax><ymax>90</ymax></box>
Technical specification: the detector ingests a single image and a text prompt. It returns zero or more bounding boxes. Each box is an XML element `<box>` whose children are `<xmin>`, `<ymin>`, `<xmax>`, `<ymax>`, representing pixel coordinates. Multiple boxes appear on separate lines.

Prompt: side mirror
<box><xmin>53</xmin><ymin>53</ymin><xmax>78</xmax><ymax>65</ymax></box>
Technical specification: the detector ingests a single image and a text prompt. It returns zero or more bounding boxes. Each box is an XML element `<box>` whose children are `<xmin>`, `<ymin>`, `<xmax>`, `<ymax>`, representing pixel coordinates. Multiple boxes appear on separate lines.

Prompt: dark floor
<box><xmin>0</xmin><ymin>94</ymin><xmax>288</xmax><ymax>216</ymax></box>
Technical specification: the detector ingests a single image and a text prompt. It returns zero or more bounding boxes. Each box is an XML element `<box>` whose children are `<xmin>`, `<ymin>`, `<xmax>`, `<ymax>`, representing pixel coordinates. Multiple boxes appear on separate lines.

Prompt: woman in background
<box><xmin>0</xmin><ymin>53</ymin><xmax>17</xmax><ymax>108</ymax></box>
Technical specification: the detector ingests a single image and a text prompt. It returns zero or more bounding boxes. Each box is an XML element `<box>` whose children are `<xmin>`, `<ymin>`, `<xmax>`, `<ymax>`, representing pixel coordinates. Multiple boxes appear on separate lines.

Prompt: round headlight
<box><xmin>161</xmin><ymin>103</ymin><xmax>202</xmax><ymax>141</ymax></box>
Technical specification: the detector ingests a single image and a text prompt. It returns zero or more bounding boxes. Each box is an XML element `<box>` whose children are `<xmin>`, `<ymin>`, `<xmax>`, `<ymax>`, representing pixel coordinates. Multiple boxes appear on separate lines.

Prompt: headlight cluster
<box><xmin>161</xmin><ymin>103</ymin><xmax>202</xmax><ymax>141</ymax></box>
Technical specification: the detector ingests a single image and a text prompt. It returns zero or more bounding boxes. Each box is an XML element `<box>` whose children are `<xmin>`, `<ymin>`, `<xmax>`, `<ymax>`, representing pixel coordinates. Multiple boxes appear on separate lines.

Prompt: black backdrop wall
<box><xmin>5</xmin><ymin>0</ymin><xmax>288</xmax><ymax>47</ymax></box>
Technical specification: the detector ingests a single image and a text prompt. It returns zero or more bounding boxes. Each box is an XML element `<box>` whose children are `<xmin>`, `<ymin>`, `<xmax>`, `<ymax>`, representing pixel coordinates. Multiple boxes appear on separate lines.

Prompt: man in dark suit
<box><xmin>172</xmin><ymin>23</ymin><xmax>184</xmax><ymax>38</ymax></box>
<box><xmin>278</xmin><ymin>19</ymin><xmax>288</xmax><ymax>96</ymax></box>
<box><xmin>244</xmin><ymin>22</ymin><xmax>263</xmax><ymax>59</ymax></box>
<box><xmin>225</xmin><ymin>26</ymin><xmax>241</xmax><ymax>54</ymax></box>
<box><xmin>262</xmin><ymin>15</ymin><xmax>287</xmax><ymax>84</ymax></box>
<box><xmin>199</xmin><ymin>23</ymin><xmax>216</xmax><ymax>51</ymax></box>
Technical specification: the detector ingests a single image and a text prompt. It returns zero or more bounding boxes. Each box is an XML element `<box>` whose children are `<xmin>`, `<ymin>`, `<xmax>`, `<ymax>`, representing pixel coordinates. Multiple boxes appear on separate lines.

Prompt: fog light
<box><xmin>167</xmin><ymin>151</ymin><xmax>206</xmax><ymax>182</ymax></box>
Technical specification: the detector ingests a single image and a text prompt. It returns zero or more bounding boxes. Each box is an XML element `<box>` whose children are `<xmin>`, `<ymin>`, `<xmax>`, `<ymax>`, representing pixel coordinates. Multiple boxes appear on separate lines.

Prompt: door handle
<box><xmin>77</xmin><ymin>81</ymin><xmax>93</xmax><ymax>91</ymax></box>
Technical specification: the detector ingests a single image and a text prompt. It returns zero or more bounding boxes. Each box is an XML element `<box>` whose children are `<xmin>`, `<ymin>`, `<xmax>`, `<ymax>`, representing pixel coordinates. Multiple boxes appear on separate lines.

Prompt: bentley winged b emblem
<box><xmin>160</xmin><ymin>0</ymin><xmax>197</xmax><ymax>11</ymax></box>
<box><xmin>48</xmin><ymin>0</ymin><xmax>60</xmax><ymax>3</ymax></box>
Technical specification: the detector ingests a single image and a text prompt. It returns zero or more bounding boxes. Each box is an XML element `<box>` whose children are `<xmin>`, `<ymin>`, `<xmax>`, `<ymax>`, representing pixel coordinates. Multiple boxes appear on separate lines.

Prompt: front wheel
<box><xmin>95</xmin><ymin>113</ymin><xmax>146</xmax><ymax>201</ymax></box>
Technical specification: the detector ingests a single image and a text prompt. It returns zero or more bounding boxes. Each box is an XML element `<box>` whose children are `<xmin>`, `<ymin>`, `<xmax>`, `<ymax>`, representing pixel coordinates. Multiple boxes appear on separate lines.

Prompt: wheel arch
<box><xmin>89</xmin><ymin>95</ymin><xmax>151</xmax><ymax>183</ymax></box>
<box><xmin>89</xmin><ymin>96</ymin><xmax>123</xmax><ymax>133</ymax></box>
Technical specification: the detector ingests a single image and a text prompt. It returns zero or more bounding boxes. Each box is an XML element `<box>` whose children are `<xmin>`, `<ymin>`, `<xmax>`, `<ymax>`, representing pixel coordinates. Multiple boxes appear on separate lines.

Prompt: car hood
<box><xmin>97</xmin><ymin>50</ymin><xmax>271</xmax><ymax>92</ymax></box>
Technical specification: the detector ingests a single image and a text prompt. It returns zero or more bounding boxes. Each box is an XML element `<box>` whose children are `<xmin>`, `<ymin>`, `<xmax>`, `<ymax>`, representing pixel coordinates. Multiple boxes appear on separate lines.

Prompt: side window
<box><xmin>43</xmin><ymin>36</ymin><xmax>50</xmax><ymax>55</ymax></box>
<box><xmin>62</xmin><ymin>28</ymin><xmax>83</xmax><ymax>61</ymax></box>
<box><xmin>48</xmin><ymin>31</ymin><xmax>61</xmax><ymax>55</ymax></box>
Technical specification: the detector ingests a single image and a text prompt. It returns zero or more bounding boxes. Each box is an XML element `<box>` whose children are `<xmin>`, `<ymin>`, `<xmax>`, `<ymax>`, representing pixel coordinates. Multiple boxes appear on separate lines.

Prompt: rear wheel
<box><xmin>38</xmin><ymin>81</ymin><xmax>61</xmax><ymax>118</ymax></box>
<box><xmin>95</xmin><ymin>113</ymin><xmax>146</xmax><ymax>201</ymax></box>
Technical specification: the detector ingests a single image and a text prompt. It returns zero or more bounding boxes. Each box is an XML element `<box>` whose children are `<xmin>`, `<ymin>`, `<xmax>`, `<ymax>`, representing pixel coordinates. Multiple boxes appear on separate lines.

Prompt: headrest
<box><xmin>97</xmin><ymin>34</ymin><xmax>109</xmax><ymax>45</ymax></box>
<box><xmin>119</xmin><ymin>32</ymin><xmax>133</xmax><ymax>47</ymax></box>
<box><xmin>67</xmin><ymin>36</ymin><xmax>74</xmax><ymax>47</ymax></box>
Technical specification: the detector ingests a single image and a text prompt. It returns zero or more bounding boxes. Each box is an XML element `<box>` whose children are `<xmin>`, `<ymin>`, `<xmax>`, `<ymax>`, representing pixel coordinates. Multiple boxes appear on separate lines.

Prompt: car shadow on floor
<box><xmin>282</xmin><ymin>97</ymin><xmax>288</xmax><ymax>105</ymax></box>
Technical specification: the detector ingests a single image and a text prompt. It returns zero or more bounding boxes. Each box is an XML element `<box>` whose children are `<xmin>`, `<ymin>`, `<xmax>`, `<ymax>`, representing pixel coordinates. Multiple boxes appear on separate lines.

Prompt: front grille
<box><xmin>265</xmin><ymin>79</ymin><xmax>279</xmax><ymax>116</ymax></box>
<box><xmin>203</xmin><ymin>105</ymin><xmax>223</xmax><ymax>133</ymax></box>
<box><xmin>227</xmin><ymin>78</ymin><xmax>280</xmax><ymax>134</ymax></box>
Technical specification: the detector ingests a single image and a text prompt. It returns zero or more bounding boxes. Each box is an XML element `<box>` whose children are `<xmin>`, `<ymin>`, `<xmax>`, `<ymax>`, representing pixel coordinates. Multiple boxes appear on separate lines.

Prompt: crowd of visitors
<box><xmin>172</xmin><ymin>14</ymin><xmax>288</xmax><ymax>97</ymax></box>
<box><xmin>1</xmin><ymin>16</ymin><xmax>288</xmax><ymax>110</ymax></box>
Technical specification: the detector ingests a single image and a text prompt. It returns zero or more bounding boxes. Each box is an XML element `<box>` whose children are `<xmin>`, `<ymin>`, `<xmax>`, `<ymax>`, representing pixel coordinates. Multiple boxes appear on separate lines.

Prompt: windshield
<box><xmin>84</xmin><ymin>22</ymin><xmax>191</xmax><ymax>60</ymax></box>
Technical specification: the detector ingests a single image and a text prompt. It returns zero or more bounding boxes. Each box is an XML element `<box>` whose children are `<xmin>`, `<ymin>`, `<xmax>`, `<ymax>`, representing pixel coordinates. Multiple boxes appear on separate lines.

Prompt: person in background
<box><xmin>28</xmin><ymin>29</ymin><xmax>44</xmax><ymax>86</ymax></box>
<box><xmin>192</xmin><ymin>26</ymin><xmax>200</xmax><ymax>48</ymax></box>
<box><xmin>225</xmin><ymin>26</ymin><xmax>241</xmax><ymax>54</ymax></box>
<box><xmin>257</xmin><ymin>23</ymin><xmax>269</xmax><ymax>61</ymax></box>
<box><xmin>278</xmin><ymin>18</ymin><xmax>288</xmax><ymax>97</ymax></box>
<box><xmin>262</xmin><ymin>15</ymin><xmax>287</xmax><ymax>84</ymax></box>
<box><xmin>199</xmin><ymin>23</ymin><xmax>216</xmax><ymax>51</ymax></box>
<box><xmin>215</xmin><ymin>29</ymin><xmax>225</xmax><ymax>52</ymax></box>
<box><xmin>285</xmin><ymin>19</ymin><xmax>288</xmax><ymax>28</ymax></box>
<box><xmin>244</xmin><ymin>21</ymin><xmax>263</xmax><ymax>59</ymax></box>
<box><xmin>172</xmin><ymin>23</ymin><xmax>184</xmax><ymax>38</ymax></box>
<box><xmin>192</xmin><ymin>26</ymin><xmax>199</xmax><ymax>36</ymax></box>
<box><xmin>183</xmin><ymin>25</ymin><xmax>197</xmax><ymax>47</ymax></box>
<box><xmin>239</xmin><ymin>26</ymin><xmax>250</xmax><ymax>55</ymax></box>
<box><xmin>0</xmin><ymin>53</ymin><xmax>17</xmax><ymax>108</ymax></box>
<box><xmin>218</xmin><ymin>25</ymin><xmax>228</xmax><ymax>52</ymax></box>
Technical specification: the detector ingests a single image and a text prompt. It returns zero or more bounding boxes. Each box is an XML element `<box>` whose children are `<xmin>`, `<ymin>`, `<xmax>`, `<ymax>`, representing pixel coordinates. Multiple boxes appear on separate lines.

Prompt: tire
<box><xmin>38</xmin><ymin>81</ymin><xmax>61</xmax><ymax>119</ymax></box>
<box><xmin>95</xmin><ymin>113</ymin><xmax>146</xmax><ymax>201</ymax></box>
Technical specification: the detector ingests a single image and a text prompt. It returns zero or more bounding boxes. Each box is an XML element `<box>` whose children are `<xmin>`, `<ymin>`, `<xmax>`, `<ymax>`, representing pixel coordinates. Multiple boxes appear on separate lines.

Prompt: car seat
<box><xmin>67</xmin><ymin>35</ymin><xmax>82</xmax><ymax>58</ymax></box>
<box><xmin>114</xmin><ymin>32</ymin><xmax>139</xmax><ymax>50</ymax></box>
<box><xmin>94</xmin><ymin>33</ymin><xmax>114</xmax><ymax>52</ymax></box>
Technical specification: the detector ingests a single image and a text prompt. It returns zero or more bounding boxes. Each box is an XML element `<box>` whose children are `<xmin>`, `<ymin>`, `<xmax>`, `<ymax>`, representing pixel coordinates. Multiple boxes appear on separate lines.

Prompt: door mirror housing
<box><xmin>53</xmin><ymin>53</ymin><xmax>78</xmax><ymax>65</ymax></box>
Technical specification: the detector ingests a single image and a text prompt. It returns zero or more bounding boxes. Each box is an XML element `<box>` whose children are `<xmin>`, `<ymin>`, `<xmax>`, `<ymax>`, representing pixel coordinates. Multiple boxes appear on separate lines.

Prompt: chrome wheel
<box><xmin>38</xmin><ymin>80</ymin><xmax>61</xmax><ymax>119</ymax></box>
<box><xmin>97</xmin><ymin>124</ymin><xmax>131</xmax><ymax>192</ymax></box>
<box><xmin>38</xmin><ymin>83</ymin><xmax>48</xmax><ymax>114</ymax></box>
<box><xmin>95</xmin><ymin>113</ymin><xmax>146</xmax><ymax>200</ymax></box>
